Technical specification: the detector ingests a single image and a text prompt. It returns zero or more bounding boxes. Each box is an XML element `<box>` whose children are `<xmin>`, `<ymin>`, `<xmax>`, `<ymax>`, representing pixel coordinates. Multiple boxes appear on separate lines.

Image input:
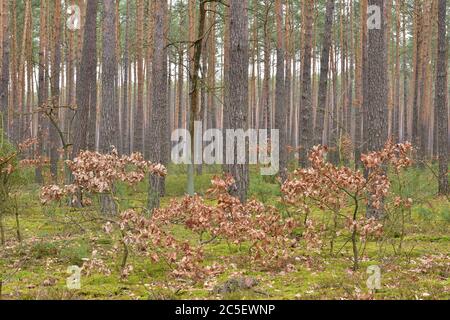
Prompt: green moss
<box><xmin>1</xmin><ymin>166</ymin><xmax>449</xmax><ymax>300</ymax></box>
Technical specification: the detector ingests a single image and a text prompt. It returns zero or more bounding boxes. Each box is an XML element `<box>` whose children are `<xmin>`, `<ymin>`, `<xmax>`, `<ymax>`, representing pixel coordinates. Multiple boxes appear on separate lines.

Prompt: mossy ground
<box><xmin>0</xmin><ymin>164</ymin><xmax>448</xmax><ymax>300</ymax></box>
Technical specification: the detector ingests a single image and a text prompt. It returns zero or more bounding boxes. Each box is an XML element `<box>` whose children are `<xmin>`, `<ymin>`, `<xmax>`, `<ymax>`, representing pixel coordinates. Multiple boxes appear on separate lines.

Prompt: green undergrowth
<box><xmin>0</xmin><ymin>165</ymin><xmax>448</xmax><ymax>300</ymax></box>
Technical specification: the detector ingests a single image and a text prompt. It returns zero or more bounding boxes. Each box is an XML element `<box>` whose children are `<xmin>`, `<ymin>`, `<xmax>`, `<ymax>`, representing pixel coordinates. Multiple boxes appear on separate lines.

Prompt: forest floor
<box><xmin>0</xmin><ymin>165</ymin><xmax>449</xmax><ymax>300</ymax></box>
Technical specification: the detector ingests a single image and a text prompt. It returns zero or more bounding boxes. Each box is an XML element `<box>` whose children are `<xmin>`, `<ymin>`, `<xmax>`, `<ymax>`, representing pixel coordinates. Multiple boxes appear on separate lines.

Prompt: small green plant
<box><xmin>59</xmin><ymin>241</ymin><xmax>90</xmax><ymax>266</ymax></box>
<box><xmin>417</xmin><ymin>206</ymin><xmax>434</xmax><ymax>221</ymax></box>
<box><xmin>440</xmin><ymin>208</ymin><xmax>450</xmax><ymax>223</ymax></box>
<box><xmin>30</xmin><ymin>242</ymin><xmax>59</xmax><ymax>259</ymax></box>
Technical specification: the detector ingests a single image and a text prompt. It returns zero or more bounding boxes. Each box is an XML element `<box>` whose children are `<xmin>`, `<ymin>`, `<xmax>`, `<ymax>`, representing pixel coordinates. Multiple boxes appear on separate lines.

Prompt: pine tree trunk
<box><xmin>148</xmin><ymin>0</ymin><xmax>168</xmax><ymax>211</ymax></box>
<box><xmin>228</xmin><ymin>0</ymin><xmax>249</xmax><ymax>202</ymax></box>
<box><xmin>366</xmin><ymin>0</ymin><xmax>388</xmax><ymax>219</ymax></box>
<box><xmin>99</xmin><ymin>0</ymin><xmax>118</xmax><ymax>215</ymax></box>
<box><xmin>35</xmin><ymin>0</ymin><xmax>48</xmax><ymax>184</ymax></box>
<box><xmin>299</xmin><ymin>0</ymin><xmax>314</xmax><ymax>167</ymax></box>
<box><xmin>435</xmin><ymin>0</ymin><xmax>448</xmax><ymax>195</ymax></box>
<box><xmin>134</xmin><ymin>0</ymin><xmax>144</xmax><ymax>154</ymax></box>
<box><xmin>72</xmin><ymin>0</ymin><xmax>98</xmax><ymax>158</ymax></box>
<box><xmin>50</xmin><ymin>0</ymin><xmax>62</xmax><ymax>181</ymax></box>
<box><xmin>315</xmin><ymin>0</ymin><xmax>334</xmax><ymax>147</ymax></box>
<box><xmin>0</xmin><ymin>0</ymin><xmax>9</xmax><ymax>136</ymax></box>
<box><xmin>121</xmin><ymin>0</ymin><xmax>130</xmax><ymax>155</ymax></box>
<box><xmin>275</xmin><ymin>0</ymin><xmax>287</xmax><ymax>181</ymax></box>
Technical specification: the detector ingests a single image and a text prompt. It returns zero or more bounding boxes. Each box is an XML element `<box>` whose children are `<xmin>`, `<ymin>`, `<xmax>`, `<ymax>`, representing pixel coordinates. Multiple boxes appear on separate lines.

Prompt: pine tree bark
<box><xmin>274</xmin><ymin>0</ymin><xmax>287</xmax><ymax>181</ymax></box>
<box><xmin>148</xmin><ymin>0</ymin><xmax>168</xmax><ymax>211</ymax></box>
<box><xmin>99</xmin><ymin>0</ymin><xmax>118</xmax><ymax>215</ymax></box>
<box><xmin>435</xmin><ymin>0</ymin><xmax>448</xmax><ymax>195</ymax></box>
<box><xmin>366</xmin><ymin>0</ymin><xmax>388</xmax><ymax>218</ymax></box>
<box><xmin>50</xmin><ymin>0</ymin><xmax>62</xmax><ymax>181</ymax></box>
<box><xmin>0</xmin><ymin>0</ymin><xmax>9</xmax><ymax>136</ymax></box>
<box><xmin>299</xmin><ymin>0</ymin><xmax>314</xmax><ymax>167</ymax></box>
<box><xmin>260</xmin><ymin>1</ymin><xmax>271</xmax><ymax>133</ymax></box>
<box><xmin>134</xmin><ymin>0</ymin><xmax>144</xmax><ymax>154</ymax></box>
<box><xmin>315</xmin><ymin>0</ymin><xmax>334</xmax><ymax>147</ymax></box>
<box><xmin>72</xmin><ymin>0</ymin><xmax>98</xmax><ymax>158</ymax></box>
<box><xmin>228</xmin><ymin>0</ymin><xmax>249</xmax><ymax>202</ymax></box>
<box><xmin>35</xmin><ymin>0</ymin><xmax>48</xmax><ymax>184</ymax></box>
<box><xmin>121</xmin><ymin>0</ymin><xmax>130</xmax><ymax>155</ymax></box>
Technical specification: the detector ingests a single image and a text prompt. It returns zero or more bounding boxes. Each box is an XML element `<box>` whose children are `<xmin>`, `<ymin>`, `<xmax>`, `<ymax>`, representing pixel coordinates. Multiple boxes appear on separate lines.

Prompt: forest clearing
<box><xmin>0</xmin><ymin>0</ymin><xmax>449</xmax><ymax>303</ymax></box>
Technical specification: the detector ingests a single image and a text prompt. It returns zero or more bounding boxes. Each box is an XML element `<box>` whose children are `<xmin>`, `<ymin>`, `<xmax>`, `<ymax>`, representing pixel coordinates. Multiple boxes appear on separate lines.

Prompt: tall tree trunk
<box><xmin>228</xmin><ymin>0</ymin><xmax>249</xmax><ymax>202</ymax></box>
<box><xmin>359</xmin><ymin>0</ymin><xmax>368</xmax><ymax>163</ymax></box>
<box><xmin>186</xmin><ymin>0</ymin><xmax>207</xmax><ymax>195</ymax></box>
<box><xmin>299</xmin><ymin>0</ymin><xmax>314</xmax><ymax>167</ymax></box>
<box><xmin>261</xmin><ymin>1</ymin><xmax>271</xmax><ymax>134</ymax></box>
<box><xmin>50</xmin><ymin>0</ymin><xmax>62</xmax><ymax>181</ymax></box>
<box><xmin>99</xmin><ymin>0</ymin><xmax>118</xmax><ymax>215</ymax></box>
<box><xmin>393</xmin><ymin>0</ymin><xmax>401</xmax><ymax>142</ymax></box>
<box><xmin>122</xmin><ymin>0</ymin><xmax>130</xmax><ymax>154</ymax></box>
<box><xmin>207</xmin><ymin>1</ymin><xmax>217</xmax><ymax>130</ymax></box>
<box><xmin>148</xmin><ymin>0</ymin><xmax>168</xmax><ymax>211</ymax></box>
<box><xmin>366</xmin><ymin>0</ymin><xmax>388</xmax><ymax>219</ymax></box>
<box><xmin>275</xmin><ymin>0</ymin><xmax>287</xmax><ymax>181</ymax></box>
<box><xmin>0</xmin><ymin>0</ymin><xmax>9</xmax><ymax>136</ymax></box>
<box><xmin>72</xmin><ymin>0</ymin><xmax>98</xmax><ymax>158</ymax></box>
<box><xmin>411</xmin><ymin>0</ymin><xmax>422</xmax><ymax>159</ymax></box>
<box><xmin>134</xmin><ymin>0</ymin><xmax>144</xmax><ymax>154</ymax></box>
<box><xmin>435</xmin><ymin>0</ymin><xmax>448</xmax><ymax>195</ymax></box>
<box><xmin>315</xmin><ymin>0</ymin><xmax>334</xmax><ymax>146</ymax></box>
<box><xmin>401</xmin><ymin>2</ymin><xmax>408</xmax><ymax>142</ymax></box>
<box><xmin>35</xmin><ymin>0</ymin><xmax>48</xmax><ymax>184</ymax></box>
<box><xmin>177</xmin><ymin>49</ymin><xmax>184</xmax><ymax>130</ymax></box>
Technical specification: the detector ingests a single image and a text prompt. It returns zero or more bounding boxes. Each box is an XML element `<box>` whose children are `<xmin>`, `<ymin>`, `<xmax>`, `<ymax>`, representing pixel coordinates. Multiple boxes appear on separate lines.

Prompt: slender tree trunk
<box><xmin>411</xmin><ymin>0</ymin><xmax>422</xmax><ymax>158</ymax></box>
<box><xmin>50</xmin><ymin>0</ymin><xmax>62</xmax><ymax>181</ymax></box>
<box><xmin>299</xmin><ymin>0</ymin><xmax>314</xmax><ymax>167</ymax></box>
<box><xmin>0</xmin><ymin>0</ymin><xmax>9</xmax><ymax>136</ymax></box>
<box><xmin>134</xmin><ymin>0</ymin><xmax>144</xmax><ymax>154</ymax></box>
<box><xmin>177</xmin><ymin>49</ymin><xmax>184</xmax><ymax>130</ymax></box>
<box><xmin>207</xmin><ymin>1</ymin><xmax>217</xmax><ymax>130</ymax></box>
<box><xmin>435</xmin><ymin>0</ymin><xmax>448</xmax><ymax>195</ymax></box>
<box><xmin>315</xmin><ymin>0</ymin><xmax>334</xmax><ymax>147</ymax></box>
<box><xmin>261</xmin><ymin>1</ymin><xmax>271</xmax><ymax>134</ymax></box>
<box><xmin>122</xmin><ymin>0</ymin><xmax>130</xmax><ymax>155</ymax></box>
<box><xmin>402</xmin><ymin>2</ymin><xmax>408</xmax><ymax>142</ymax></box>
<box><xmin>35</xmin><ymin>0</ymin><xmax>48</xmax><ymax>184</ymax></box>
<box><xmin>393</xmin><ymin>0</ymin><xmax>401</xmax><ymax>142</ymax></box>
<box><xmin>275</xmin><ymin>0</ymin><xmax>287</xmax><ymax>181</ymax></box>
<box><xmin>148</xmin><ymin>0</ymin><xmax>168</xmax><ymax>211</ymax></box>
